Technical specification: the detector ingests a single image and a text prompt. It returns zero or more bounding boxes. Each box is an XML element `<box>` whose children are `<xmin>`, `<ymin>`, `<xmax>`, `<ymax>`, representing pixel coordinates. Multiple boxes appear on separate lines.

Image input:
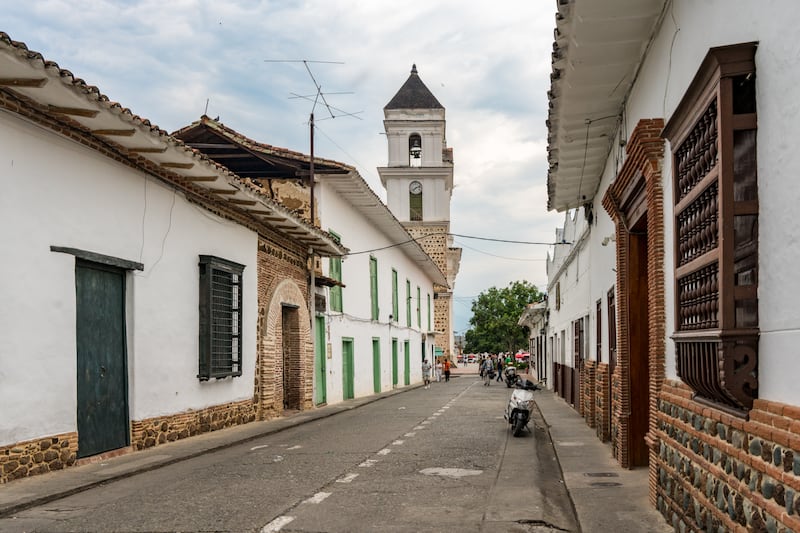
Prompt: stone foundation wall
<box><xmin>0</xmin><ymin>432</ymin><xmax>78</xmax><ymax>484</ymax></box>
<box><xmin>131</xmin><ymin>398</ymin><xmax>256</xmax><ymax>451</ymax></box>
<box><xmin>654</xmin><ymin>380</ymin><xmax>800</xmax><ymax>532</ymax></box>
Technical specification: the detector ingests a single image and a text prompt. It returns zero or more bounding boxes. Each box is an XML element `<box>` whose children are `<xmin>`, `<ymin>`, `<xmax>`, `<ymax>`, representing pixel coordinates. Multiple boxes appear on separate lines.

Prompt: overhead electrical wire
<box><xmin>337</xmin><ymin>232</ymin><xmax>571</xmax><ymax>257</ymax></box>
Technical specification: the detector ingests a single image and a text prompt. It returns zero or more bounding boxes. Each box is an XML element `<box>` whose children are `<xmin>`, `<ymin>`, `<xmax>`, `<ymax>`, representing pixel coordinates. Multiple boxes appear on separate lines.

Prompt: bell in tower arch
<box><xmin>409</xmin><ymin>134</ymin><xmax>422</xmax><ymax>167</ymax></box>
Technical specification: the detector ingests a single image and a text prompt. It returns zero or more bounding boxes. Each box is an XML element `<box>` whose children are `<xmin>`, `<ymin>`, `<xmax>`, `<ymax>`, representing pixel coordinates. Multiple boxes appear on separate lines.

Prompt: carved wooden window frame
<box><xmin>662</xmin><ymin>42</ymin><xmax>759</xmax><ymax>415</ymax></box>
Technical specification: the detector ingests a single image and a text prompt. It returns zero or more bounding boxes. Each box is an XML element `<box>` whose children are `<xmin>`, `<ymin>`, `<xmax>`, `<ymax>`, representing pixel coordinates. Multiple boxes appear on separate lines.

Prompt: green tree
<box><xmin>464</xmin><ymin>280</ymin><xmax>542</xmax><ymax>354</ymax></box>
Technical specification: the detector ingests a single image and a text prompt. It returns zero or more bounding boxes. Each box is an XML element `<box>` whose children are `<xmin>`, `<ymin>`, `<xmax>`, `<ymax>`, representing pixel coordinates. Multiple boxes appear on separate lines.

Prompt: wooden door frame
<box><xmin>601</xmin><ymin>118</ymin><xmax>666</xmax><ymax>470</ymax></box>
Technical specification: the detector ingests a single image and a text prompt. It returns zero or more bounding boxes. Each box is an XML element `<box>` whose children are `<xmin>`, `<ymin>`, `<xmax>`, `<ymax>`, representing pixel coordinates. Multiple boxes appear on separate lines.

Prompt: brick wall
<box><xmin>595</xmin><ymin>363</ymin><xmax>611</xmax><ymax>441</ymax></box>
<box><xmin>655</xmin><ymin>380</ymin><xmax>800</xmax><ymax>532</ymax></box>
<box><xmin>583</xmin><ymin>360</ymin><xmax>597</xmax><ymax>428</ymax></box>
<box><xmin>601</xmin><ymin>118</ymin><xmax>666</xmax><ymax>472</ymax></box>
<box><xmin>256</xmin><ymin>232</ymin><xmax>313</xmax><ymax>420</ymax></box>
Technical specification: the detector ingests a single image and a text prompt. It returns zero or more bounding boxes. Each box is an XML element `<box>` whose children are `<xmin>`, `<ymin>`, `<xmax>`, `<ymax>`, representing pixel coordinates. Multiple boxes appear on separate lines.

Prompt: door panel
<box><xmin>76</xmin><ymin>261</ymin><xmax>129</xmax><ymax>458</ymax></box>
<box><xmin>342</xmin><ymin>339</ymin><xmax>354</xmax><ymax>400</ymax></box>
<box><xmin>403</xmin><ymin>341</ymin><xmax>410</xmax><ymax>386</ymax></box>
<box><xmin>391</xmin><ymin>339</ymin><xmax>398</xmax><ymax>386</ymax></box>
<box><xmin>372</xmin><ymin>338</ymin><xmax>381</xmax><ymax>393</ymax></box>
<box><xmin>314</xmin><ymin>316</ymin><xmax>326</xmax><ymax>405</ymax></box>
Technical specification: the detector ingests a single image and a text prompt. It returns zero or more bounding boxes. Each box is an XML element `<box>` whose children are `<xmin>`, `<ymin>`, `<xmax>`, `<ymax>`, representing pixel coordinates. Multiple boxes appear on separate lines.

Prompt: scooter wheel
<box><xmin>512</xmin><ymin>416</ymin><xmax>525</xmax><ymax>437</ymax></box>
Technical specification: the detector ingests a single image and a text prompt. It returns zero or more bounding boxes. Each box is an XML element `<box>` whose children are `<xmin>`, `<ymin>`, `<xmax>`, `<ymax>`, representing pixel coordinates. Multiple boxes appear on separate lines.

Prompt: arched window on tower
<box><xmin>409</xmin><ymin>180</ymin><xmax>423</xmax><ymax>221</ymax></box>
<box><xmin>409</xmin><ymin>134</ymin><xmax>422</xmax><ymax>167</ymax></box>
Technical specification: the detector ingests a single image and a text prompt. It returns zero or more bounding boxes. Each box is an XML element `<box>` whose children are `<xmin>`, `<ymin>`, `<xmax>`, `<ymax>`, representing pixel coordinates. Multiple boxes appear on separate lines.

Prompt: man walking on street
<box><xmin>481</xmin><ymin>357</ymin><xmax>494</xmax><ymax>386</ymax></box>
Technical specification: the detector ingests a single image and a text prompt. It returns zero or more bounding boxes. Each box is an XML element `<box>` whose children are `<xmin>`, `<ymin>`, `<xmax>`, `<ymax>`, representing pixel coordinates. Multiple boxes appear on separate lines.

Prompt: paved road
<box><xmin>1</xmin><ymin>377</ymin><xmax>578</xmax><ymax>532</ymax></box>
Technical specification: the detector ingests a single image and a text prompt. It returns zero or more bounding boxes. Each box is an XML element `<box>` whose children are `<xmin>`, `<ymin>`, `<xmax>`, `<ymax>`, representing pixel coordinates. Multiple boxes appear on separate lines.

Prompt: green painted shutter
<box><xmin>392</xmin><ymin>269</ymin><xmax>398</xmax><ymax>322</ymax></box>
<box><xmin>417</xmin><ymin>286</ymin><xmax>421</xmax><ymax>328</ymax></box>
<box><xmin>372</xmin><ymin>338</ymin><xmax>381</xmax><ymax>393</ymax></box>
<box><xmin>315</xmin><ymin>316</ymin><xmax>327</xmax><ymax>405</ymax></box>
<box><xmin>427</xmin><ymin>293</ymin><xmax>431</xmax><ymax>331</ymax></box>
<box><xmin>406</xmin><ymin>280</ymin><xmax>411</xmax><ymax>326</ymax></box>
<box><xmin>329</xmin><ymin>230</ymin><xmax>342</xmax><ymax>312</ymax></box>
<box><xmin>404</xmin><ymin>340</ymin><xmax>411</xmax><ymax>386</ymax></box>
<box><xmin>392</xmin><ymin>338</ymin><xmax>398</xmax><ymax>386</ymax></box>
<box><xmin>370</xmin><ymin>257</ymin><xmax>379</xmax><ymax>320</ymax></box>
<box><xmin>342</xmin><ymin>338</ymin><xmax>354</xmax><ymax>400</ymax></box>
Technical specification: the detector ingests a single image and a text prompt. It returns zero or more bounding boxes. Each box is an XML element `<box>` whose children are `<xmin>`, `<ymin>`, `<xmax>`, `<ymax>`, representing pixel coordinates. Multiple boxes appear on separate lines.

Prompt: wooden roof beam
<box><xmin>47</xmin><ymin>105</ymin><xmax>99</xmax><ymax>118</ymax></box>
<box><xmin>92</xmin><ymin>129</ymin><xmax>136</xmax><ymax>136</ymax></box>
<box><xmin>0</xmin><ymin>78</ymin><xmax>47</xmax><ymax>88</ymax></box>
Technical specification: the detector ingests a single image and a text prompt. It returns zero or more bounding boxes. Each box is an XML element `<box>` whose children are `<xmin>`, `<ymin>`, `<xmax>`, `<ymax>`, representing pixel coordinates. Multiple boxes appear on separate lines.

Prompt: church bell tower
<box><xmin>378</xmin><ymin>64</ymin><xmax>462</xmax><ymax>360</ymax></box>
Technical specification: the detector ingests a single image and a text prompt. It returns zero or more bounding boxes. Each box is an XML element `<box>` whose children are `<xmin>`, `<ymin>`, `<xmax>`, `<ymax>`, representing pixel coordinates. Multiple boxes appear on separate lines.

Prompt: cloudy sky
<box><xmin>5</xmin><ymin>1</ymin><xmax>565</xmax><ymax>334</ymax></box>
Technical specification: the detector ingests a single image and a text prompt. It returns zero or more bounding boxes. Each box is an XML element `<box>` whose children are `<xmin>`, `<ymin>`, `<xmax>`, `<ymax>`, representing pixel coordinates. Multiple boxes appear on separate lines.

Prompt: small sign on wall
<box><xmin>327</xmin><ymin>343</ymin><xmax>332</xmax><ymax>359</ymax></box>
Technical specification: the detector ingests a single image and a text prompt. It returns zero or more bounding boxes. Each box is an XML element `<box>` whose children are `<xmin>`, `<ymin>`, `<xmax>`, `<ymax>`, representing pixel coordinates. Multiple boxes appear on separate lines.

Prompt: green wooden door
<box><xmin>342</xmin><ymin>338</ymin><xmax>354</xmax><ymax>400</ymax></box>
<box><xmin>314</xmin><ymin>316</ymin><xmax>327</xmax><ymax>405</ymax></box>
<box><xmin>391</xmin><ymin>338</ymin><xmax>398</xmax><ymax>387</ymax></box>
<box><xmin>75</xmin><ymin>260</ymin><xmax>129</xmax><ymax>458</ymax></box>
<box><xmin>372</xmin><ymin>338</ymin><xmax>381</xmax><ymax>393</ymax></box>
<box><xmin>403</xmin><ymin>340</ymin><xmax>411</xmax><ymax>386</ymax></box>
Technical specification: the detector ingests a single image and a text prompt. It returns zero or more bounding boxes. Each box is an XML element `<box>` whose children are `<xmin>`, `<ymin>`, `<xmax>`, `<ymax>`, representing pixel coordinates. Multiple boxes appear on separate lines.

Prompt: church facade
<box><xmin>378</xmin><ymin>65</ymin><xmax>462</xmax><ymax>360</ymax></box>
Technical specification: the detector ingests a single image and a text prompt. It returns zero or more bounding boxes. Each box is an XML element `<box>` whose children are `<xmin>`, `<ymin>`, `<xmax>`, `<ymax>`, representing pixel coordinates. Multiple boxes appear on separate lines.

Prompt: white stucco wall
<box><xmin>587</xmin><ymin>0</ymin><xmax>800</xmax><ymax>402</ymax></box>
<box><xmin>383</xmin><ymin>175</ymin><xmax>451</xmax><ymax>223</ymax></box>
<box><xmin>316</xmin><ymin>180</ymin><xmax>437</xmax><ymax>404</ymax></box>
<box><xmin>546</xmin><ymin>210</ymin><xmax>593</xmax><ymax>369</ymax></box>
<box><xmin>0</xmin><ymin>111</ymin><xmax>258</xmax><ymax>446</ymax></box>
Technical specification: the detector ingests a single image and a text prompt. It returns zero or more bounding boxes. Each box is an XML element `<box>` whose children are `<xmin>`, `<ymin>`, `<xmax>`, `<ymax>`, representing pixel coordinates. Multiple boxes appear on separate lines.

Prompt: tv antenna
<box><xmin>264</xmin><ymin>59</ymin><xmax>362</xmax><ymax>225</ymax></box>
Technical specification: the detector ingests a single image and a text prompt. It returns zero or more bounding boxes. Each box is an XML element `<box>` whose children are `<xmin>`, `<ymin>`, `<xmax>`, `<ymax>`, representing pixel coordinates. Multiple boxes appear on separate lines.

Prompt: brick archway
<box><xmin>257</xmin><ymin>279</ymin><xmax>312</xmax><ymax>419</ymax></box>
<box><xmin>601</xmin><ymin>119</ymin><xmax>666</xmax><ymax>487</ymax></box>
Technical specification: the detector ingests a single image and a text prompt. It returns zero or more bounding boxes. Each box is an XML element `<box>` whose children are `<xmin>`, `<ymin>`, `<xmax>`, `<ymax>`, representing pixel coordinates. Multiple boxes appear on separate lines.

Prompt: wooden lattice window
<box><xmin>198</xmin><ymin>255</ymin><xmax>244</xmax><ymax>380</ymax></box>
<box><xmin>662</xmin><ymin>42</ymin><xmax>759</xmax><ymax>415</ymax></box>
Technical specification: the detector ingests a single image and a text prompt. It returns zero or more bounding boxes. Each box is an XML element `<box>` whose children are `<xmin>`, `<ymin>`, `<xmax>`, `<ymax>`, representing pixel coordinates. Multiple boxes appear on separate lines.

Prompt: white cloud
<box><xmin>4</xmin><ymin>0</ymin><xmax>560</xmax><ymax>332</ymax></box>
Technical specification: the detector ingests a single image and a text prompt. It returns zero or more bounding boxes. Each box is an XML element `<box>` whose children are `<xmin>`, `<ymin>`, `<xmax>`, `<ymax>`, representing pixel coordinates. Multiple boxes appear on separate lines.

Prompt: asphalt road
<box><xmin>1</xmin><ymin>376</ymin><xmax>578</xmax><ymax>533</ymax></box>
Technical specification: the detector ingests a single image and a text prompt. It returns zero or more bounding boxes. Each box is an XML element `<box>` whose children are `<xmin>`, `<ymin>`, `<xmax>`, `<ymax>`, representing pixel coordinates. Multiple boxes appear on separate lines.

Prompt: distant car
<box><xmin>467</xmin><ymin>354</ymin><xmax>477</xmax><ymax>363</ymax></box>
<box><xmin>457</xmin><ymin>354</ymin><xmax>464</xmax><ymax>362</ymax></box>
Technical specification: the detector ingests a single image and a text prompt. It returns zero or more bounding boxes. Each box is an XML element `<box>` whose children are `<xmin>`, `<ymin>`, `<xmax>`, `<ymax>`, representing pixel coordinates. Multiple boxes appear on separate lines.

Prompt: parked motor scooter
<box><xmin>503</xmin><ymin>366</ymin><xmax>520</xmax><ymax>388</ymax></box>
<box><xmin>504</xmin><ymin>379</ymin><xmax>540</xmax><ymax>437</ymax></box>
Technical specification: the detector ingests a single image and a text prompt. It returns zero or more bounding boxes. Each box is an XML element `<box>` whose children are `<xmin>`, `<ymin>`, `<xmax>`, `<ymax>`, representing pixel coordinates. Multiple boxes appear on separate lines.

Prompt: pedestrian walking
<box><xmin>435</xmin><ymin>359</ymin><xmax>442</xmax><ymax>382</ymax></box>
<box><xmin>496</xmin><ymin>358</ymin><xmax>504</xmax><ymax>382</ymax></box>
<box><xmin>443</xmin><ymin>358</ymin><xmax>451</xmax><ymax>382</ymax></box>
<box><xmin>422</xmin><ymin>359</ymin><xmax>432</xmax><ymax>389</ymax></box>
<box><xmin>481</xmin><ymin>357</ymin><xmax>494</xmax><ymax>386</ymax></box>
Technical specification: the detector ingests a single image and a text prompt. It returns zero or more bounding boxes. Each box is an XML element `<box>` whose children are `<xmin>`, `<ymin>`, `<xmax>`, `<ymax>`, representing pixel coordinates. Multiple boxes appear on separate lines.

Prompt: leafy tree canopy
<box><xmin>464</xmin><ymin>280</ymin><xmax>542</xmax><ymax>354</ymax></box>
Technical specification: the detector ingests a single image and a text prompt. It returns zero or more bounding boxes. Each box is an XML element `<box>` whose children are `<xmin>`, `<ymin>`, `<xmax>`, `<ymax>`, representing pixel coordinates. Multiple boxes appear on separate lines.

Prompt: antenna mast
<box><xmin>264</xmin><ymin>59</ymin><xmax>361</xmax><ymax>227</ymax></box>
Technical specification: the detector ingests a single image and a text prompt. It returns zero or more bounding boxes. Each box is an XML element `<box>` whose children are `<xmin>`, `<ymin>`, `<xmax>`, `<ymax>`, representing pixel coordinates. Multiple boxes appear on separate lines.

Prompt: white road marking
<box><xmin>303</xmin><ymin>492</ymin><xmax>332</xmax><ymax>504</ymax></box>
<box><xmin>420</xmin><ymin>467</ymin><xmax>483</xmax><ymax>479</ymax></box>
<box><xmin>272</xmin><ymin>455</ymin><xmax>284</xmax><ymax>462</ymax></box>
<box><xmin>336</xmin><ymin>473</ymin><xmax>359</xmax><ymax>483</ymax></box>
<box><xmin>287</xmin><ymin>445</ymin><xmax>302</xmax><ymax>450</ymax></box>
<box><xmin>250</xmin><ymin>444</ymin><xmax>269</xmax><ymax>451</ymax></box>
<box><xmin>392</xmin><ymin>440</ymin><xmax>405</xmax><ymax>445</ymax></box>
<box><xmin>432</xmin><ymin>413</ymin><xmax>441</xmax><ymax>417</ymax></box>
<box><xmin>261</xmin><ymin>515</ymin><xmax>295</xmax><ymax>532</ymax></box>
<box><xmin>421</xmin><ymin>420</ymin><xmax>431</xmax><ymax>425</ymax></box>
<box><xmin>404</xmin><ymin>432</ymin><xmax>416</xmax><ymax>437</ymax></box>
<box><xmin>377</xmin><ymin>448</ymin><xmax>391</xmax><ymax>456</ymax></box>
<box><xmin>442</xmin><ymin>406</ymin><xmax>450</xmax><ymax>409</ymax></box>
<box><xmin>359</xmin><ymin>459</ymin><xmax>379</xmax><ymax>467</ymax></box>
<box><xmin>413</xmin><ymin>426</ymin><xmax>425</xmax><ymax>430</ymax></box>
<box><xmin>398</xmin><ymin>406</ymin><xmax>406</xmax><ymax>410</ymax></box>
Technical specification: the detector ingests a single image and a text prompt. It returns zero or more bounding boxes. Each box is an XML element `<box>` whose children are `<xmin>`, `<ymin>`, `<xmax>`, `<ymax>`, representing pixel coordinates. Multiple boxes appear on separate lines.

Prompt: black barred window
<box><xmin>198</xmin><ymin>255</ymin><xmax>244</xmax><ymax>380</ymax></box>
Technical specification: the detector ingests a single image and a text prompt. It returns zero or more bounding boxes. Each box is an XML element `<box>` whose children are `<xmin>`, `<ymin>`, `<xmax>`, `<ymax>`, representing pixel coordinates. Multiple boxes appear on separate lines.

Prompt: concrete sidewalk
<box><xmin>534</xmin><ymin>390</ymin><xmax>671</xmax><ymax>533</ymax></box>
<box><xmin>1</xmin><ymin>371</ymin><xmax>670</xmax><ymax>532</ymax></box>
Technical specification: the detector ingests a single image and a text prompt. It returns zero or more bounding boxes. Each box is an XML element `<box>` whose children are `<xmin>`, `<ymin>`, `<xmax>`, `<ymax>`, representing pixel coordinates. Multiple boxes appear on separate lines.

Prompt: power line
<box><xmin>449</xmin><ymin>233</ymin><xmax>571</xmax><ymax>245</ymax></box>
<box><xmin>338</xmin><ymin>232</ymin><xmax>570</xmax><ymax>257</ymax></box>
<box><xmin>454</xmin><ymin>240</ymin><xmax>548</xmax><ymax>262</ymax></box>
